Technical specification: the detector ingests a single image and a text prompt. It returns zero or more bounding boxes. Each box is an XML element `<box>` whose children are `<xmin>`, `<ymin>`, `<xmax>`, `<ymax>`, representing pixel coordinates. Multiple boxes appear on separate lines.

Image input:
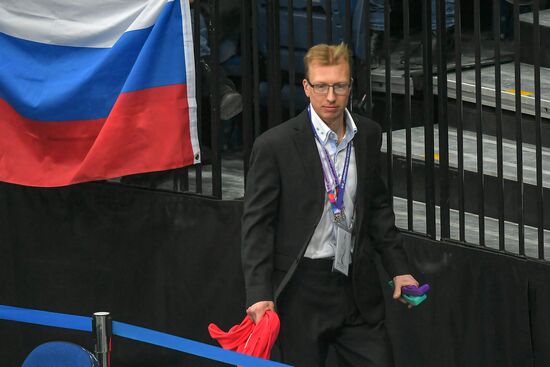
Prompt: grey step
<box><xmin>393</xmin><ymin>196</ymin><xmax>550</xmax><ymax>257</ymax></box>
<box><xmin>370</xmin><ymin>66</ymin><xmax>415</xmax><ymax>96</ymax></box>
<box><xmin>383</xmin><ymin>125</ymin><xmax>550</xmax><ymax>187</ymax></box>
<box><xmin>438</xmin><ymin>62</ymin><xmax>550</xmax><ymax>120</ymax></box>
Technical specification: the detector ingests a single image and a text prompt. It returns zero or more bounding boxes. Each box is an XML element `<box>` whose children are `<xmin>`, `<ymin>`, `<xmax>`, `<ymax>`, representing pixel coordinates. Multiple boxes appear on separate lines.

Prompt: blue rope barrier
<box><xmin>0</xmin><ymin>305</ymin><xmax>291</xmax><ymax>367</ymax></box>
<box><xmin>112</xmin><ymin>321</ymin><xmax>289</xmax><ymax>367</ymax></box>
<box><xmin>0</xmin><ymin>305</ymin><xmax>91</xmax><ymax>332</ymax></box>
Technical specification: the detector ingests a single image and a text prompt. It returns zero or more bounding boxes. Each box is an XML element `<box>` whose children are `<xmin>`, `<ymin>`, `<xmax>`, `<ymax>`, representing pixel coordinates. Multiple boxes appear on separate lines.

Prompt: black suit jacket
<box><xmin>241</xmin><ymin>109</ymin><xmax>409</xmax><ymax>325</ymax></box>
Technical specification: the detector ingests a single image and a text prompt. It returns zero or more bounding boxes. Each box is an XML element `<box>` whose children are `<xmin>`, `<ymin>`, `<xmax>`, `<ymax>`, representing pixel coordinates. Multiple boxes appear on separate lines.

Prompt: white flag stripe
<box><xmin>0</xmin><ymin>0</ymin><xmax>173</xmax><ymax>48</ymax></box>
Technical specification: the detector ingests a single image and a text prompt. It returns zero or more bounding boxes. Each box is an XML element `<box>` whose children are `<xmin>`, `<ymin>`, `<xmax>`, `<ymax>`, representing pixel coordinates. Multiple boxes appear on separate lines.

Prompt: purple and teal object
<box><xmin>388</xmin><ymin>281</ymin><xmax>430</xmax><ymax>307</ymax></box>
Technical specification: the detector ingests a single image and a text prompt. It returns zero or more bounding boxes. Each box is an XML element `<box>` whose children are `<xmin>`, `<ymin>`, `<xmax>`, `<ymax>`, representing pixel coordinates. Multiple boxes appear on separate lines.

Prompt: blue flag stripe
<box><xmin>0</xmin><ymin>0</ymin><xmax>185</xmax><ymax>122</ymax></box>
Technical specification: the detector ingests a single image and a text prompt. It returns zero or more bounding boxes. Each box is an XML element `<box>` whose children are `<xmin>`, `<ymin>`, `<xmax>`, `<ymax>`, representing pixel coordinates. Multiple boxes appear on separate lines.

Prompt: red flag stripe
<box><xmin>0</xmin><ymin>84</ymin><xmax>195</xmax><ymax>187</ymax></box>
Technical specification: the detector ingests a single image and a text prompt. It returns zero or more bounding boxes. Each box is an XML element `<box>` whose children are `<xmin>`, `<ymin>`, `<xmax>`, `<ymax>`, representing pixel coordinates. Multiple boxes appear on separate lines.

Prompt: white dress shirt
<box><xmin>304</xmin><ymin>105</ymin><xmax>358</xmax><ymax>259</ymax></box>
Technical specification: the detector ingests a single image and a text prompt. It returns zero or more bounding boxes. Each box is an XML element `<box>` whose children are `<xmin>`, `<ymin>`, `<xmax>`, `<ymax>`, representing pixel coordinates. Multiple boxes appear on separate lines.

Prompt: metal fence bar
<box><xmin>208</xmin><ymin>0</ymin><xmax>222</xmax><ymax>198</ymax></box>
<box><xmin>267</xmin><ymin>0</ymin><xmax>275</xmax><ymax>128</ymax></box>
<box><xmin>493</xmin><ymin>0</ymin><xmax>504</xmax><ymax>251</ymax></box>
<box><xmin>403</xmin><ymin>0</ymin><xmax>413</xmax><ymax>231</ymax></box>
<box><xmin>173</xmin><ymin>154</ymin><xmax>190</xmax><ymax>192</ymax></box>
<box><xmin>242</xmin><ymin>0</ymin><xmax>254</xmax><ymax>178</ymax></box>
<box><xmin>174</xmin><ymin>168</ymin><xmax>189</xmax><ymax>192</ymax></box>
<box><xmin>274</xmin><ymin>0</ymin><xmax>282</xmax><ymax>126</ymax></box>
<box><xmin>362</xmin><ymin>0</ymin><xmax>373</xmax><ymax>118</ymax></box>
<box><xmin>307</xmin><ymin>0</ymin><xmax>313</xmax><ymax>47</ymax></box>
<box><xmin>267</xmin><ymin>0</ymin><xmax>282</xmax><ymax>128</ymax></box>
<box><xmin>513</xmin><ymin>0</ymin><xmax>525</xmax><ymax>254</ymax></box>
<box><xmin>454</xmin><ymin>0</ymin><xmax>465</xmax><ymax>242</ymax></box>
<box><xmin>532</xmin><ymin>0</ymin><xmax>544</xmax><ymax>258</ymax></box>
<box><xmin>436</xmin><ymin>0</ymin><xmax>450</xmax><ymax>239</ymax></box>
<box><xmin>423</xmin><ymin>0</ymin><xmax>436</xmax><ymax>239</ymax></box>
<box><xmin>193</xmin><ymin>0</ymin><xmax>204</xmax><ymax>194</ymax></box>
<box><xmin>384</xmin><ymin>0</ymin><xmax>393</xmax><ymax>204</ymax></box>
<box><xmin>343</xmin><ymin>0</ymin><xmax>352</xmax><ymax>114</ymax></box>
<box><xmin>252</xmin><ymin>0</ymin><xmax>262</xmax><ymax>140</ymax></box>
<box><xmin>195</xmin><ymin>165</ymin><xmax>203</xmax><ymax>193</ymax></box>
<box><xmin>326</xmin><ymin>0</ymin><xmax>333</xmax><ymax>43</ymax></box>
<box><xmin>287</xmin><ymin>0</ymin><xmax>297</xmax><ymax>118</ymax></box>
<box><xmin>473</xmin><ymin>0</ymin><xmax>484</xmax><ymax>245</ymax></box>
<box><xmin>344</xmin><ymin>0</ymin><xmax>352</xmax><ymax>46</ymax></box>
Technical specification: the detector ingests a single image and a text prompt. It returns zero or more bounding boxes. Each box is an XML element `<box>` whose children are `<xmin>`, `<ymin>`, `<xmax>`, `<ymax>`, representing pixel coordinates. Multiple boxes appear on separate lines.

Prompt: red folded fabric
<box><xmin>208</xmin><ymin>310</ymin><xmax>280</xmax><ymax>364</ymax></box>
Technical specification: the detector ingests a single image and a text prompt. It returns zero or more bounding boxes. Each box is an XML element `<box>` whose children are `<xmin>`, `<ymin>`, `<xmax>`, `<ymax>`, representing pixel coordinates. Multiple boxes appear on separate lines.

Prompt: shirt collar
<box><xmin>309</xmin><ymin>104</ymin><xmax>357</xmax><ymax>146</ymax></box>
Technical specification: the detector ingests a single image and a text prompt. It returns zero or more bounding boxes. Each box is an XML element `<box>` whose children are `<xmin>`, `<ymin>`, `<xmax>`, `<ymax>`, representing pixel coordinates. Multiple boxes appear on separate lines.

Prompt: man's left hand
<box><xmin>392</xmin><ymin>274</ymin><xmax>419</xmax><ymax>308</ymax></box>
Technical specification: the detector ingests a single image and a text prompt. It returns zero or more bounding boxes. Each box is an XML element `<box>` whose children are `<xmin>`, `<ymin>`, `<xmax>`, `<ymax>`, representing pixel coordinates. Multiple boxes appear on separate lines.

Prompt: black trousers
<box><xmin>276</xmin><ymin>258</ymin><xmax>394</xmax><ymax>367</ymax></box>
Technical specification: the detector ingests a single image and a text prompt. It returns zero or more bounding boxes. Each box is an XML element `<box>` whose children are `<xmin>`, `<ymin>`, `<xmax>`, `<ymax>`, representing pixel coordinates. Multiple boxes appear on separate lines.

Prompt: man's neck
<box><xmin>323</xmin><ymin>117</ymin><xmax>346</xmax><ymax>144</ymax></box>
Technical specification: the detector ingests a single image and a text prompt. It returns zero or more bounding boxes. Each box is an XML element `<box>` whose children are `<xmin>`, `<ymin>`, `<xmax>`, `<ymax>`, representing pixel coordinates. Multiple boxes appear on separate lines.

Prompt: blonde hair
<box><xmin>303</xmin><ymin>42</ymin><xmax>351</xmax><ymax>78</ymax></box>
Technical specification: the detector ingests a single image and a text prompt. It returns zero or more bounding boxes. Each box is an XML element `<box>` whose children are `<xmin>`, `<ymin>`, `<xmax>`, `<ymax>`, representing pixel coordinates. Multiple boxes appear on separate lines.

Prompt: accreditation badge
<box><xmin>332</xmin><ymin>216</ymin><xmax>352</xmax><ymax>276</ymax></box>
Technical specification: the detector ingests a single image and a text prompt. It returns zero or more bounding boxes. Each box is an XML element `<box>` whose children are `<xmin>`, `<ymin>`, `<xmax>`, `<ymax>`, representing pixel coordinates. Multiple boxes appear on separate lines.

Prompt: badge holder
<box><xmin>332</xmin><ymin>212</ymin><xmax>352</xmax><ymax>276</ymax></box>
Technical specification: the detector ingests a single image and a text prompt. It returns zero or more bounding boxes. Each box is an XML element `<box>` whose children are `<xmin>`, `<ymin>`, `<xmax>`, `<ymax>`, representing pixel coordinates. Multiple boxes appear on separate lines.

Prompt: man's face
<box><xmin>302</xmin><ymin>61</ymin><xmax>351</xmax><ymax>126</ymax></box>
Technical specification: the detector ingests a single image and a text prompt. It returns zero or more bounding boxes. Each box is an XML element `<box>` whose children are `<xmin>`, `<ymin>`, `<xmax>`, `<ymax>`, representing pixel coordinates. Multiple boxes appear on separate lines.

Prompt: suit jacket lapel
<box><xmin>292</xmin><ymin>111</ymin><xmax>325</xmax><ymax>206</ymax></box>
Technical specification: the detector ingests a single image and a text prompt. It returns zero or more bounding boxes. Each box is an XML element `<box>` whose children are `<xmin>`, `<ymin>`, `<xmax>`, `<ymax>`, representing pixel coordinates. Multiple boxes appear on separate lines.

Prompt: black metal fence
<box><xmin>120</xmin><ymin>0</ymin><xmax>549</xmax><ymax>260</ymax></box>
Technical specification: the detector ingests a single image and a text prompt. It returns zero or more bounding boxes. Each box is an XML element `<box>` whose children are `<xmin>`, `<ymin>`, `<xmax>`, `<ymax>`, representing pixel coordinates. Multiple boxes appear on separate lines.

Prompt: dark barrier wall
<box><xmin>387</xmin><ymin>237</ymin><xmax>544</xmax><ymax>367</ymax></box>
<box><xmin>0</xmin><ymin>182</ymin><xmax>245</xmax><ymax>366</ymax></box>
<box><xmin>1</xmin><ymin>182</ymin><xmax>549</xmax><ymax>367</ymax></box>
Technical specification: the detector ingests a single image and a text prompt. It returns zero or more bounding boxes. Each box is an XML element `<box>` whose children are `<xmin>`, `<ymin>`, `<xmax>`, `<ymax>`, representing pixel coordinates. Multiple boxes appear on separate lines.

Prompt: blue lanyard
<box><xmin>308</xmin><ymin>106</ymin><xmax>352</xmax><ymax>213</ymax></box>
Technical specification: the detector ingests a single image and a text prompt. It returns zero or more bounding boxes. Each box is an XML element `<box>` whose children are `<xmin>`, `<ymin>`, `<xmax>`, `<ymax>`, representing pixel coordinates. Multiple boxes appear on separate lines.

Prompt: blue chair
<box><xmin>22</xmin><ymin>341</ymin><xmax>99</xmax><ymax>367</ymax></box>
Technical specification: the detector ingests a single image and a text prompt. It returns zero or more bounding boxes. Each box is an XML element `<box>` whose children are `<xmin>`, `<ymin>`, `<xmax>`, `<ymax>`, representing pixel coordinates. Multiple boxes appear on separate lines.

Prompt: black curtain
<box><xmin>0</xmin><ymin>182</ymin><xmax>244</xmax><ymax>366</ymax></box>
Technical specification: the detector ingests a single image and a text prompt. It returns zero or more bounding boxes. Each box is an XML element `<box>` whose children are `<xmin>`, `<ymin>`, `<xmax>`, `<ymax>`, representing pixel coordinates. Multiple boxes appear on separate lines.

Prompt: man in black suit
<box><xmin>242</xmin><ymin>43</ymin><xmax>418</xmax><ymax>367</ymax></box>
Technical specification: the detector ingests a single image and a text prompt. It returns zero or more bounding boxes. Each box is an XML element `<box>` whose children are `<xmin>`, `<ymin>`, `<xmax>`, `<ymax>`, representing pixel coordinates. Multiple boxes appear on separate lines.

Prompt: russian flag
<box><xmin>0</xmin><ymin>0</ymin><xmax>199</xmax><ymax>187</ymax></box>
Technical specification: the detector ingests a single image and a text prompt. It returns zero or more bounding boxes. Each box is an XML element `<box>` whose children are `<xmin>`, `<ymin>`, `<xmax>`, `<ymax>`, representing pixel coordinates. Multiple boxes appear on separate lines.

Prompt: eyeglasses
<box><xmin>306</xmin><ymin>79</ymin><xmax>352</xmax><ymax>95</ymax></box>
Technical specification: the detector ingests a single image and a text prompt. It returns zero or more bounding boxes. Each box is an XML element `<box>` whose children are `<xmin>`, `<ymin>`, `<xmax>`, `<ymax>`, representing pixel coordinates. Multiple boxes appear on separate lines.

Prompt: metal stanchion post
<box><xmin>93</xmin><ymin>312</ymin><xmax>112</xmax><ymax>367</ymax></box>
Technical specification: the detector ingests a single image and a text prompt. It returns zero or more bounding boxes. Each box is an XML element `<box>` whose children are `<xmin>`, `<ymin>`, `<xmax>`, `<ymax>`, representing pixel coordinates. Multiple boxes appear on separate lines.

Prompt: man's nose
<box><xmin>326</xmin><ymin>87</ymin><xmax>336</xmax><ymax>102</ymax></box>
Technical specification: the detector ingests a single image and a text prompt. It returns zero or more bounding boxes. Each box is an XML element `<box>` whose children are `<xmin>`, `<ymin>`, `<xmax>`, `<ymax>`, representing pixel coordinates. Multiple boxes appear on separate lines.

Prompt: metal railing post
<box><xmin>384</xmin><ymin>0</ymin><xmax>393</xmax><ymax>206</ymax></box>
<box><xmin>93</xmin><ymin>312</ymin><xmax>112</xmax><ymax>367</ymax></box>
<box><xmin>455</xmin><ymin>0</ymin><xmax>465</xmax><ymax>242</ymax></box>
<box><xmin>403</xmin><ymin>0</ymin><xmax>413</xmax><ymax>231</ymax></box>
<box><xmin>513</xmin><ymin>0</ymin><xmax>525</xmax><ymax>254</ymax></box>
<box><xmin>473</xmin><ymin>0</ymin><xmax>485</xmax><ymax>246</ymax></box>
<box><xmin>422</xmin><ymin>0</ymin><xmax>436</xmax><ymax>239</ymax></box>
<box><xmin>193</xmin><ymin>0</ymin><xmax>203</xmax><ymax>195</ymax></box>
<box><xmin>533</xmin><ymin>0</ymin><xmax>544</xmax><ymax>257</ymax></box>
<box><xmin>362</xmin><ymin>0</ymin><xmax>372</xmax><ymax>117</ymax></box>
<box><xmin>437</xmin><ymin>0</ymin><xmax>450</xmax><ymax>239</ymax></box>
<box><xmin>493</xmin><ymin>0</ymin><xmax>505</xmax><ymax>250</ymax></box>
